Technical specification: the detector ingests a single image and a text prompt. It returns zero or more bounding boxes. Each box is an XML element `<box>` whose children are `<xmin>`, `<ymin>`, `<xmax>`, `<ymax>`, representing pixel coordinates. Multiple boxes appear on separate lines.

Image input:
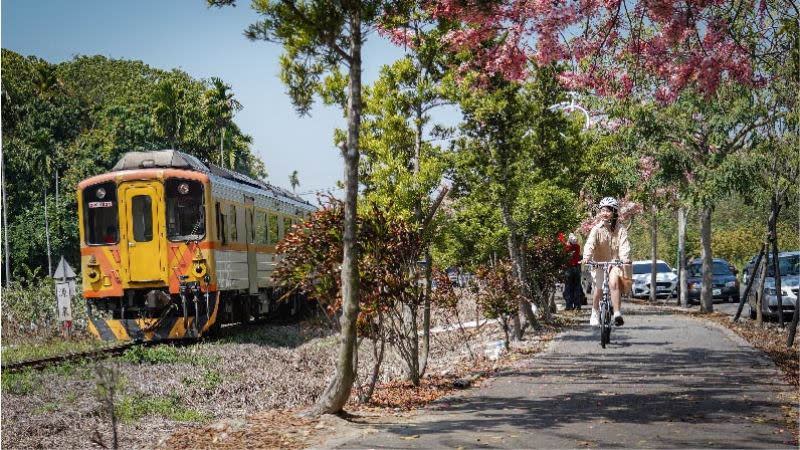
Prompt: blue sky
<box><xmin>2</xmin><ymin>0</ymin><xmax>458</xmax><ymax>195</ymax></box>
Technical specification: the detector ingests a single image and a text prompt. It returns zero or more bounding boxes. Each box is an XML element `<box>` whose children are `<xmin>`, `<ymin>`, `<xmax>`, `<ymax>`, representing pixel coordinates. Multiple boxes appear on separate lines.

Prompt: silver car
<box><xmin>748</xmin><ymin>251</ymin><xmax>800</xmax><ymax>320</ymax></box>
<box><xmin>631</xmin><ymin>260</ymin><xmax>678</xmax><ymax>299</ymax></box>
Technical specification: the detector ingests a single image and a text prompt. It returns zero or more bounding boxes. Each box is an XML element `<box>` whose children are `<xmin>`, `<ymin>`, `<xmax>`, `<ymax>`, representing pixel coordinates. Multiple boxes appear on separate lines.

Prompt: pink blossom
<box><xmin>401</xmin><ymin>0</ymin><xmax>758</xmax><ymax>101</ymax></box>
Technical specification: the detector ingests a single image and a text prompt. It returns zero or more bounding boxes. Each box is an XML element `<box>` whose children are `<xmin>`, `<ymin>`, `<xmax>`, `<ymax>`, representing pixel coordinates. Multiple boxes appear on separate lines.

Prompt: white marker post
<box><xmin>54</xmin><ymin>256</ymin><xmax>77</xmax><ymax>338</ymax></box>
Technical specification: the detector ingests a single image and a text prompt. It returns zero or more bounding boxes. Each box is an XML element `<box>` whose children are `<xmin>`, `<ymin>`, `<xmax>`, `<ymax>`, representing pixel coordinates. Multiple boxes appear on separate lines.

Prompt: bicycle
<box><xmin>586</xmin><ymin>260</ymin><xmax>625</xmax><ymax>348</ymax></box>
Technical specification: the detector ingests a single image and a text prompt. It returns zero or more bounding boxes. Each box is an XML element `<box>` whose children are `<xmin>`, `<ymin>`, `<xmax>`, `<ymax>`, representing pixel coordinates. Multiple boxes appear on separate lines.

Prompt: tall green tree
<box><xmin>209</xmin><ymin>0</ymin><xmax>404</xmax><ymax>415</ymax></box>
<box><xmin>151</xmin><ymin>79</ymin><xmax>186</xmax><ymax>150</ymax></box>
<box><xmin>0</xmin><ymin>50</ymin><xmax>265</xmax><ymax>279</ymax></box>
<box><xmin>204</xmin><ymin>77</ymin><xmax>243</xmax><ymax>168</ymax></box>
<box><xmin>450</xmin><ymin>67</ymin><xmax>584</xmax><ymax>333</ymax></box>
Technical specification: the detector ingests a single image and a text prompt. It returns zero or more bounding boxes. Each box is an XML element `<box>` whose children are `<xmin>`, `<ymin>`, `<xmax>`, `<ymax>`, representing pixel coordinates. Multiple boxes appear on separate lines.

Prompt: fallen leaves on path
<box><xmin>160</xmin><ymin>409</ymin><xmax>322</xmax><ymax>450</ymax></box>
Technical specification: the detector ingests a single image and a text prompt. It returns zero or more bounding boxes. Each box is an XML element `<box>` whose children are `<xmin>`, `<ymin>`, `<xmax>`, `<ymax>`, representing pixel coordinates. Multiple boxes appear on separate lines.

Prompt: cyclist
<box><xmin>581</xmin><ymin>197</ymin><xmax>631</xmax><ymax>327</ymax></box>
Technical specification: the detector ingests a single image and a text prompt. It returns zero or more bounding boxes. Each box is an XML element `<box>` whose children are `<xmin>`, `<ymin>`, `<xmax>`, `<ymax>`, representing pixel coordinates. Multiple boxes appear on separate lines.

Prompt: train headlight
<box><xmin>86</xmin><ymin>256</ymin><xmax>101</xmax><ymax>282</ymax></box>
<box><xmin>178</xmin><ymin>182</ymin><xmax>190</xmax><ymax>195</ymax></box>
<box><xmin>193</xmin><ymin>263</ymin><xmax>207</xmax><ymax>277</ymax></box>
<box><xmin>87</xmin><ymin>269</ymin><xmax>101</xmax><ymax>282</ymax></box>
<box><xmin>96</xmin><ymin>187</ymin><xmax>106</xmax><ymax>199</ymax></box>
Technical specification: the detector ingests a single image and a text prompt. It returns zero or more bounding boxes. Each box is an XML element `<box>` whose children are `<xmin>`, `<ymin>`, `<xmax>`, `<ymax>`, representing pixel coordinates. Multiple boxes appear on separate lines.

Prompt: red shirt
<box><xmin>558</xmin><ymin>232</ymin><xmax>581</xmax><ymax>267</ymax></box>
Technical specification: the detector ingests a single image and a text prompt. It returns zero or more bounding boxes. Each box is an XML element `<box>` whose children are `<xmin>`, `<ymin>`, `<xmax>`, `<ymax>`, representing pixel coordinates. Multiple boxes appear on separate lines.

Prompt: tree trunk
<box><xmin>499</xmin><ymin>204</ymin><xmax>535</xmax><ymax>339</ymax></box>
<box><xmin>735</xmin><ymin>243</ymin><xmax>765</xmax><ymax>322</ymax></box>
<box><xmin>678</xmin><ymin>206</ymin><xmax>688</xmax><ymax>308</ymax></box>
<box><xmin>413</xmin><ymin>105</ymin><xmax>432</xmax><ymax>378</ymax></box>
<box><xmin>650</xmin><ymin>204</ymin><xmax>658</xmax><ymax>303</ymax></box>
<box><xmin>418</xmin><ymin>250</ymin><xmax>432</xmax><ymax>377</ymax></box>
<box><xmin>359</xmin><ymin>336</ymin><xmax>385</xmax><ymax>403</ymax></box>
<box><xmin>308</xmin><ymin>16</ymin><xmax>361</xmax><ymax>416</ymax></box>
<box><xmin>756</xmin><ymin>248</ymin><xmax>767</xmax><ymax>326</ymax></box>
<box><xmin>787</xmin><ymin>295</ymin><xmax>800</xmax><ymax>347</ymax></box>
<box><xmin>220</xmin><ymin>127</ymin><xmax>226</xmax><ymax>168</ymax></box>
<box><xmin>769</xmin><ymin>194</ymin><xmax>784</xmax><ymax>327</ymax></box>
<box><xmin>699</xmin><ymin>206</ymin><xmax>713</xmax><ymax>313</ymax></box>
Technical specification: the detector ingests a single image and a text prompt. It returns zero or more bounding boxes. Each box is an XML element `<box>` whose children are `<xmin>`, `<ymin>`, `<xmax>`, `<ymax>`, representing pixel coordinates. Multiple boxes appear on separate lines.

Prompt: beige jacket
<box><xmin>583</xmin><ymin>222</ymin><xmax>631</xmax><ymax>263</ymax></box>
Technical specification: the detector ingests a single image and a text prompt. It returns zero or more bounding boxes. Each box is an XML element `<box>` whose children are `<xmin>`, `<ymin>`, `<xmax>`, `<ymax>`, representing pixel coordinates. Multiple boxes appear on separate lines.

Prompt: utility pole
<box><xmin>2</xmin><ymin>154</ymin><xmax>10</xmax><ymax>284</ymax></box>
<box><xmin>45</xmin><ymin>187</ymin><xmax>52</xmax><ymax>277</ymax></box>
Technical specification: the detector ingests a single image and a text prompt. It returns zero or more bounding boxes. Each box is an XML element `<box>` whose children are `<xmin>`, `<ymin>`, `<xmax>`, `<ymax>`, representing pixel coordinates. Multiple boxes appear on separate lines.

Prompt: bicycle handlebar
<box><xmin>584</xmin><ymin>260</ymin><xmax>628</xmax><ymax>268</ymax></box>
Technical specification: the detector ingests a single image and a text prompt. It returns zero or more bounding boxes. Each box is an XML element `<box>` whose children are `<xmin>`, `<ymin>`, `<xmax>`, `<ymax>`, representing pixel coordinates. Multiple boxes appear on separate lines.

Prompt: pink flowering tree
<box><xmin>425</xmin><ymin>0</ymin><xmax>789</xmax><ymax>98</ymax></box>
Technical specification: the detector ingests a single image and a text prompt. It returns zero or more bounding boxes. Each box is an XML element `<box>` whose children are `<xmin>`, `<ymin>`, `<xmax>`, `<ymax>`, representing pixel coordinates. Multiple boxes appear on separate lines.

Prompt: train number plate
<box><xmin>88</xmin><ymin>201</ymin><xmax>113</xmax><ymax>208</ymax></box>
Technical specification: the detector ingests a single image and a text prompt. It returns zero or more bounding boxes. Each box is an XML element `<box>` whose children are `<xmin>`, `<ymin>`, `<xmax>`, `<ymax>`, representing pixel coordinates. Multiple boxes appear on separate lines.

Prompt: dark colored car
<box><xmin>686</xmin><ymin>258</ymin><xmax>740</xmax><ymax>304</ymax></box>
<box><xmin>742</xmin><ymin>254</ymin><xmax>758</xmax><ymax>286</ymax></box>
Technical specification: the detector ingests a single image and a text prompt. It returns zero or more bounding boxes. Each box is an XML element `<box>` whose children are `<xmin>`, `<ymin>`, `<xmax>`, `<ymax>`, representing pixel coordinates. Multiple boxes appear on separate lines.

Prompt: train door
<box><xmin>121</xmin><ymin>183</ymin><xmax>166</xmax><ymax>282</ymax></box>
<box><xmin>244</xmin><ymin>196</ymin><xmax>258</xmax><ymax>295</ymax></box>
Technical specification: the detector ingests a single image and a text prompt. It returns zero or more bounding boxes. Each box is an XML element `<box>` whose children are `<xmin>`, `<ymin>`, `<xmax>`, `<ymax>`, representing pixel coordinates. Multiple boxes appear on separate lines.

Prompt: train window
<box><xmin>229</xmin><ymin>205</ymin><xmax>238</xmax><ymax>242</ymax></box>
<box><xmin>216</xmin><ymin>202</ymin><xmax>225</xmax><ymax>244</ymax></box>
<box><xmin>131</xmin><ymin>195</ymin><xmax>153</xmax><ymax>242</ymax></box>
<box><xmin>283</xmin><ymin>217</ymin><xmax>293</xmax><ymax>237</ymax></box>
<box><xmin>83</xmin><ymin>182</ymin><xmax>119</xmax><ymax>245</ymax></box>
<box><xmin>268</xmin><ymin>213</ymin><xmax>279</xmax><ymax>245</ymax></box>
<box><xmin>255</xmin><ymin>212</ymin><xmax>267</xmax><ymax>244</ymax></box>
<box><xmin>166</xmin><ymin>180</ymin><xmax>205</xmax><ymax>241</ymax></box>
<box><xmin>247</xmin><ymin>209</ymin><xmax>255</xmax><ymax>242</ymax></box>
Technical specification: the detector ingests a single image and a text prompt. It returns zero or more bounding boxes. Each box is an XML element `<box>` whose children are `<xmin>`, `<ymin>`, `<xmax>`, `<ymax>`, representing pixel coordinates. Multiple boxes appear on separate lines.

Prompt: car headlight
<box><xmin>725</xmin><ymin>281</ymin><xmax>736</xmax><ymax>287</ymax></box>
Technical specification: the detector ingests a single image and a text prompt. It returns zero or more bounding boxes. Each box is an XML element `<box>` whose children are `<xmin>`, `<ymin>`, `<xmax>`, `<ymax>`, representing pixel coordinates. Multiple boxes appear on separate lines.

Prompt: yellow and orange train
<box><xmin>78</xmin><ymin>150</ymin><xmax>315</xmax><ymax>341</ymax></box>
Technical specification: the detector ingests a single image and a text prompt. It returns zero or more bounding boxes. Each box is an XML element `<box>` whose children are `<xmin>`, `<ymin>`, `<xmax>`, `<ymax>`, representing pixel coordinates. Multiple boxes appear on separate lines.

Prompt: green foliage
<box><xmin>360</xmin><ymin>57</ymin><xmax>448</xmax><ymax>222</ymax></box>
<box><xmin>434</xmin><ymin>196</ymin><xmax>507</xmax><ymax>269</ymax></box>
<box><xmin>274</xmin><ymin>197</ymin><xmax>426</xmax><ymax>332</ymax></box>
<box><xmin>182</xmin><ymin>369</ymin><xmax>223</xmax><ymax>391</ymax></box>
<box><xmin>115</xmin><ymin>394</ymin><xmax>208</xmax><ymax>423</ymax></box>
<box><xmin>1</xmin><ymin>49</ymin><xmax>266</xmax><ymax>277</ymax></box>
<box><xmin>440</xmin><ymin>65</ymin><xmax>585</xmax><ymax>271</ymax></box>
<box><xmin>1</xmin><ymin>266</ymin><xmax>88</xmax><ymax>342</ymax></box>
<box><xmin>1</xmin><ymin>369</ymin><xmax>38</xmax><ymax>395</ymax></box>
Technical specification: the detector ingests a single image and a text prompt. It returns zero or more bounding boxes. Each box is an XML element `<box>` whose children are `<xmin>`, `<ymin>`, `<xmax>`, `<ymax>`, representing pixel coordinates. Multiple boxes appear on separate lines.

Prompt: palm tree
<box><xmin>152</xmin><ymin>79</ymin><xmax>185</xmax><ymax>150</ymax></box>
<box><xmin>289</xmin><ymin>170</ymin><xmax>300</xmax><ymax>192</ymax></box>
<box><xmin>204</xmin><ymin>78</ymin><xmax>242</xmax><ymax>168</ymax></box>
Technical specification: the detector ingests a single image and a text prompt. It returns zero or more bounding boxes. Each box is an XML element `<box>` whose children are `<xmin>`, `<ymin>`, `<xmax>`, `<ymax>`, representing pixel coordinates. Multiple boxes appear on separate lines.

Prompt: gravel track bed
<box><xmin>1</xmin><ymin>293</ymin><xmax>524</xmax><ymax>449</ymax></box>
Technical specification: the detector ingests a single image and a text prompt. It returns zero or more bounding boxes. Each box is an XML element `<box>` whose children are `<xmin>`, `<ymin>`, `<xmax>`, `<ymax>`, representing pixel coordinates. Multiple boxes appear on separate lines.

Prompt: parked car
<box><xmin>631</xmin><ymin>260</ymin><xmax>677</xmax><ymax>298</ymax></box>
<box><xmin>747</xmin><ymin>251</ymin><xmax>800</xmax><ymax>320</ymax></box>
<box><xmin>742</xmin><ymin>254</ymin><xmax>758</xmax><ymax>286</ymax></box>
<box><xmin>686</xmin><ymin>258</ymin><xmax>739</xmax><ymax>304</ymax></box>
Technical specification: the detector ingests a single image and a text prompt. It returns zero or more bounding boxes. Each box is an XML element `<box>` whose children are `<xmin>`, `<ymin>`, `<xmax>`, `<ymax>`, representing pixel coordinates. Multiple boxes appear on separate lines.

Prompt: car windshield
<box><xmin>767</xmin><ymin>255</ymin><xmax>800</xmax><ymax>277</ymax></box>
<box><xmin>689</xmin><ymin>262</ymin><xmax>732</xmax><ymax>277</ymax></box>
<box><xmin>633</xmin><ymin>262</ymin><xmax>671</xmax><ymax>274</ymax></box>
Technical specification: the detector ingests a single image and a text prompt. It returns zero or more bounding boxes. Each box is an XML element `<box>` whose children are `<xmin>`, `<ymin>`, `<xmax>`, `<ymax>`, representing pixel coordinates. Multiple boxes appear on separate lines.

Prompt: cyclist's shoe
<box><xmin>590</xmin><ymin>309</ymin><xmax>599</xmax><ymax>326</ymax></box>
<box><xmin>613</xmin><ymin>311</ymin><xmax>624</xmax><ymax>326</ymax></box>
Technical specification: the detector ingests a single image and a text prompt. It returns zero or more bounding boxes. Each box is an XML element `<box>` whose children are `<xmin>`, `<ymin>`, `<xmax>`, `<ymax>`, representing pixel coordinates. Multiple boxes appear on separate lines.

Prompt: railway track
<box><xmin>1</xmin><ymin>313</ymin><xmax>309</xmax><ymax>373</ymax></box>
<box><xmin>1</xmin><ymin>342</ymin><xmax>139</xmax><ymax>373</ymax></box>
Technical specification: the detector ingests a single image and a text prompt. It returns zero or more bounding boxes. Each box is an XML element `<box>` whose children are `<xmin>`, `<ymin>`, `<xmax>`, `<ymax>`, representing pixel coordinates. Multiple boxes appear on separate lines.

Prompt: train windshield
<box><xmin>83</xmin><ymin>182</ymin><xmax>119</xmax><ymax>245</ymax></box>
<box><xmin>166</xmin><ymin>179</ymin><xmax>205</xmax><ymax>241</ymax></box>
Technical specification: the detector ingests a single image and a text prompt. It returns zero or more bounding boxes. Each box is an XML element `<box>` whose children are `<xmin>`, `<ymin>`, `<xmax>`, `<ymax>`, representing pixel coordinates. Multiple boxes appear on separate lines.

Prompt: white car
<box><xmin>631</xmin><ymin>260</ymin><xmax>678</xmax><ymax>298</ymax></box>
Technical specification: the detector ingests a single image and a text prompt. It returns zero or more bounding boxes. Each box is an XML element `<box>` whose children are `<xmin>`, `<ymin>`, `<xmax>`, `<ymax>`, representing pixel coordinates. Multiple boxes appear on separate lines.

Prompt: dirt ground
<box><xmin>1</xmin><ymin>294</ymin><xmax>575</xmax><ymax>449</ymax></box>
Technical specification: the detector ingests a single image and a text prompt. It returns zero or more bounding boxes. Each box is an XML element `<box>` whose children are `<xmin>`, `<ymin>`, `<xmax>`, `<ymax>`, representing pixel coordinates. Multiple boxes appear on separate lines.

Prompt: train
<box><xmin>78</xmin><ymin>150</ymin><xmax>316</xmax><ymax>341</ymax></box>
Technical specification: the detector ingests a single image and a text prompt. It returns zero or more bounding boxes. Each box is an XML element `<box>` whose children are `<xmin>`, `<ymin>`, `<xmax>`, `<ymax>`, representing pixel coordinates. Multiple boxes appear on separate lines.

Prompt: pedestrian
<box><xmin>559</xmin><ymin>232</ymin><xmax>582</xmax><ymax>310</ymax></box>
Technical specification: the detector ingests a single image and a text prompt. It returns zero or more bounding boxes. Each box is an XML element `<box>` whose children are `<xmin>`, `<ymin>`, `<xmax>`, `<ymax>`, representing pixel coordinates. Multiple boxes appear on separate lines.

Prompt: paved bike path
<box><xmin>334</xmin><ymin>308</ymin><xmax>795</xmax><ymax>448</ymax></box>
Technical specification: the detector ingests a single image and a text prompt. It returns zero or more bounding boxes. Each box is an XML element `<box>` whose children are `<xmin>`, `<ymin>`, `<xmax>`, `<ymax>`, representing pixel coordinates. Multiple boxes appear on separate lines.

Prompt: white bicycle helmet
<box><xmin>598</xmin><ymin>196</ymin><xmax>619</xmax><ymax>210</ymax></box>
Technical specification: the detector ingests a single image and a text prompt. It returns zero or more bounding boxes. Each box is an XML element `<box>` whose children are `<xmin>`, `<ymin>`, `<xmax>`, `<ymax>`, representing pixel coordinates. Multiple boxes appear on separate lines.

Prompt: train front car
<box><xmin>79</xmin><ymin>151</ymin><xmax>219</xmax><ymax>341</ymax></box>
